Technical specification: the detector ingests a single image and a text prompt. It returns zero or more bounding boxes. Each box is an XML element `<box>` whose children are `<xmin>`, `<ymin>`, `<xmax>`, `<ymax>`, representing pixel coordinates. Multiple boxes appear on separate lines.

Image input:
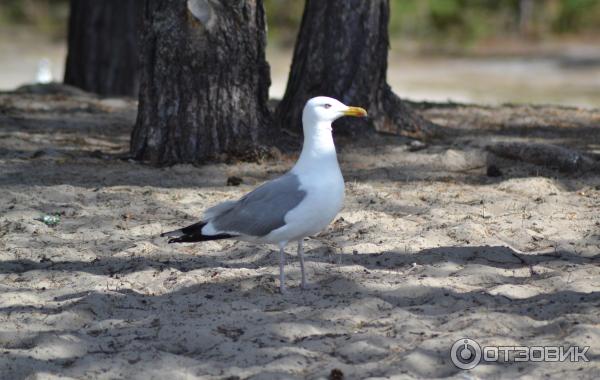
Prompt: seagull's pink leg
<box><xmin>279</xmin><ymin>241</ymin><xmax>287</xmax><ymax>293</ymax></box>
<box><xmin>298</xmin><ymin>239</ymin><xmax>309</xmax><ymax>290</ymax></box>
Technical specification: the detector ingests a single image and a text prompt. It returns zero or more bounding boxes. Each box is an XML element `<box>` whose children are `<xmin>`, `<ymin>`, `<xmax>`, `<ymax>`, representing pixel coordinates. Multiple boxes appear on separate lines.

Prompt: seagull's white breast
<box><xmin>264</xmin><ymin>165</ymin><xmax>344</xmax><ymax>243</ymax></box>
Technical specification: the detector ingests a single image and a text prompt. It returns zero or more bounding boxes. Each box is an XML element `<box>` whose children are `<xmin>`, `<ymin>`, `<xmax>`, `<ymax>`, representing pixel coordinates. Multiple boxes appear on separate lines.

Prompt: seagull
<box><xmin>162</xmin><ymin>96</ymin><xmax>367</xmax><ymax>292</ymax></box>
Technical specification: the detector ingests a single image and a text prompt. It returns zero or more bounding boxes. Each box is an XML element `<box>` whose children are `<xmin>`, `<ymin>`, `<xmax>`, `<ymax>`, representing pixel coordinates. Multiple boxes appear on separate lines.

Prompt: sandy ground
<box><xmin>0</xmin><ymin>90</ymin><xmax>599</xmax><ymax>379</ymax></box>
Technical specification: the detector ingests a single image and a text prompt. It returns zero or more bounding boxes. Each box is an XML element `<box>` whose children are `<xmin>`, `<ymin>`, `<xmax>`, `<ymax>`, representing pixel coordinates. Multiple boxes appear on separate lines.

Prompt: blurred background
<box><xmin>1</xmin><ymin>0</ymin><xmax>599</xmax><ymax>107</ymax></box>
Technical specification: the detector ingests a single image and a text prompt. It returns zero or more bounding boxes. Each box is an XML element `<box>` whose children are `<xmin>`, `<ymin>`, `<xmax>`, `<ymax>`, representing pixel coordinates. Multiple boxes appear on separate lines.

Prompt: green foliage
<box><xmin>0</xmin><ymin>0</ymin><xmax>69</xmax><ymax>39</ymax></box>
<box><xmin>391</xmin><ymin>0</ymin><xmax>600</xmax><ymax>47</ymax></box>
<box><xmin>1</xmin><ymin>0</ymin><xmax>599</xmax><ymax>46</ymax></box>
<box><xmin>553</xmin><ymin>0</ymin><xmax>600</xmax><ymax>33</ymax></box>
<box><xmin>263</xmin><ymin>0</ymin><xmax>305</xmax><ymax>47</ymax></box>
<box><xmin>374</xmin><ymin>0</ymin><xmax>600</xmax><ymax>46</ymax></box>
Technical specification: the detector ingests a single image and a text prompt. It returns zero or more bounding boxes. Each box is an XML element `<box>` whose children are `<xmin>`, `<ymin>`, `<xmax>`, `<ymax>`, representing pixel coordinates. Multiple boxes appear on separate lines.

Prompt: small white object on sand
<box><xmin>35</xmin><ymin>58</ymin><xmax>53</xmax><ymax>84</ymax></box>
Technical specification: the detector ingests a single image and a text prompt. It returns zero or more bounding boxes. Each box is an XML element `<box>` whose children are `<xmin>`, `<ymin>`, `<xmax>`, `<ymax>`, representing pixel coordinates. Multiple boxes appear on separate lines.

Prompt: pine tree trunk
<box><xmin>275</xmin><ymin>0</ymin><xmax>439</xmax><ymax>139</ymax></box>
<box><xmin>130</xmin><ymin>0</ymin><xmax>271</xmax><ymax>165</ymax></box>
<box><xmin>63</xmin><ymin>0</ymin><xmax>141</xmax><ymax>96</ymax></box>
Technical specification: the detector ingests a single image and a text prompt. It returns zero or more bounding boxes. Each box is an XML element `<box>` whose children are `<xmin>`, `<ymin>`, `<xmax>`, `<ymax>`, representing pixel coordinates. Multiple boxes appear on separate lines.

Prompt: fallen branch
<box><xmin>487</xmin><ymin>142</ymin><xmax>597</xmax><ymax>172</ymax></box>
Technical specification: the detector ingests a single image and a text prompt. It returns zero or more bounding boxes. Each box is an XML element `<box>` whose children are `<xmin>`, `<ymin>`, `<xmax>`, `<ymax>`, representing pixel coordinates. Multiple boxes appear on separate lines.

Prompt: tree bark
<box><xmin>64</xmin><ymin>0</ymin><xmax>141</xmax><ymax>96</ymax></box>
<box><xmin>130</xmin><ymin>0</ymin><xmax>271</xmax><ymax>165</ymax></box>
<box><xmin>275</xmin><ymin>0</ymin><xmax>439</xmax><ymax>139</ymax></box>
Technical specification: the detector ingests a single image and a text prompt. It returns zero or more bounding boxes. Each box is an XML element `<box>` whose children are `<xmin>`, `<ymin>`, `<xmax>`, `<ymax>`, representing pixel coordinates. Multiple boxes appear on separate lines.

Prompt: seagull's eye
<box><xmin>324</xmin><ymin>104</ymin><xmax>332</xmax><ymax>109</ymax></box>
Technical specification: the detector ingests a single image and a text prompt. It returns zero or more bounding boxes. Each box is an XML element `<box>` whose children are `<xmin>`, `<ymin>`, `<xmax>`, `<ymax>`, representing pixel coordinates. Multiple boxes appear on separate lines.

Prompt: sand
<box><xmin>0</xmin><ymin>90</ymin><xmax>599</xmax><ymax>379</ymax></box>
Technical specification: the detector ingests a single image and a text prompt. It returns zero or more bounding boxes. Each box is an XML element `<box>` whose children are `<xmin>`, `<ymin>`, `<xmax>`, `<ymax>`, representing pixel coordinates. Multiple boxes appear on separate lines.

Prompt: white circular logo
<box><xmin>450</xmin><ymin>338</ymin><xmax>482</xmax><ymax>370</ymax></box>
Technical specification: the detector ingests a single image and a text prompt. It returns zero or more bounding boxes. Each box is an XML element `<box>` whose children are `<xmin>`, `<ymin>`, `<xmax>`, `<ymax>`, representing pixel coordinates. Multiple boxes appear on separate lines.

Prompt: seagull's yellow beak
<box><xmin>343</xmin><ymin>106</ymin><xmax>368</xmax><ymax>117</ymax></box>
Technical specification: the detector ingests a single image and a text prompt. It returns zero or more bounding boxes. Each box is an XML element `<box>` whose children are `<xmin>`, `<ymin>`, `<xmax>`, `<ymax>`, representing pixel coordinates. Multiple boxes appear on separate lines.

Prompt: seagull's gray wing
<box><xmin>211</xmin><ymin>173</ymin><xmax>307</xmax><ymax>237</ymax></box>
<box><xmin>203</xmin><ymin>200</ymin><xmax>237</xmax><ymax>219</ymax></box>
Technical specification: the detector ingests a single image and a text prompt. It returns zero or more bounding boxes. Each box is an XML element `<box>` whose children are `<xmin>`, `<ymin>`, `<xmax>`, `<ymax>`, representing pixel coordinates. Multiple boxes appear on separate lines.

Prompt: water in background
<box><xmin>1</xmin><ymin>29</ymin><xmax>598</xmax><ymax>109</ymax></box>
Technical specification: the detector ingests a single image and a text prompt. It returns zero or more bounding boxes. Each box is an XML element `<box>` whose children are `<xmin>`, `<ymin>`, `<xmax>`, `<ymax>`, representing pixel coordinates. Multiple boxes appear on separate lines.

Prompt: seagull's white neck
<box><xmin>293</xmin><ymin>118</ymin><xmax>340</xmax><ymax>174</ymax></box>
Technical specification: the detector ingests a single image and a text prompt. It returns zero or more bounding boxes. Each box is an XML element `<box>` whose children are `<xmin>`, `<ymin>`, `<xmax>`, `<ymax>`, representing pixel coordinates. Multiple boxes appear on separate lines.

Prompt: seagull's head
<box><xmin>303</xmin><ymin>96</ymin><xmax>367</xmax><ymax>126</ymax></box>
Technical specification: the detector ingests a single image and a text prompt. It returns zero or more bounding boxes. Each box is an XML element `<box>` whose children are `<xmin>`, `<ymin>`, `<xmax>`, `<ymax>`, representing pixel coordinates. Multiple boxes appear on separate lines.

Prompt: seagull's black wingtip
<box><xmin>162</xmin><ymin>221</ymin><xmax>234</xmax><ymax>244</ymax></box>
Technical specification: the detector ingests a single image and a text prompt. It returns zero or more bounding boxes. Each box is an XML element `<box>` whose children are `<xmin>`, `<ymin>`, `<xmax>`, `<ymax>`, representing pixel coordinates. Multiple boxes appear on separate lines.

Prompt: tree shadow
<box><xmin>1</xmin><ymin>243</ymin><xmax>597</xmax><ymax>279</ymax></box>
<box><xmin>2</xmin><ymin>92</ymin><xmax>598</xmax><ymax>191</ymax></box>
<box><xmin>1</xmin><ymin>256</ymin><xmax>598</xmax><ymax>378</ymax></box>
<box><xmin>338</xmin><ymin>245</ymin><xmax>600</xmax><ymax>270</ymax></box>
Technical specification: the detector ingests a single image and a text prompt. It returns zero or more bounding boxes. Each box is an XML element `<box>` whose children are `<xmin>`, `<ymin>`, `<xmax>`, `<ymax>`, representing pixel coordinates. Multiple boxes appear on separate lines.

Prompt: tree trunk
<box><xmin>130</xmin><ymin>0</ymin><xmax>271</xmax><ymax>165</ymax></box>
<box><xmin>64</xmin><ymin>0</ymin><xmax>141</xmax><ymax>96</ymax></box>
<box><xmin>519</xmin><ymin>0</ymin><xmax>535</xmax><ymax>37</ymax></box>
<box><xmin>275</xmin><ymin>0</ymin><xmax>438</xmax><ymax>139</ymax></box>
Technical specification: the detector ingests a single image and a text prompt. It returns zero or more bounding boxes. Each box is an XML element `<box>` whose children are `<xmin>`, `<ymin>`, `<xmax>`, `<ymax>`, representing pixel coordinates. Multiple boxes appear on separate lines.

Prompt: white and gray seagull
<box><xmin>161</xmin><ymin>96</ymin><xmax>367</xmax><ymax>293</ymax></box>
